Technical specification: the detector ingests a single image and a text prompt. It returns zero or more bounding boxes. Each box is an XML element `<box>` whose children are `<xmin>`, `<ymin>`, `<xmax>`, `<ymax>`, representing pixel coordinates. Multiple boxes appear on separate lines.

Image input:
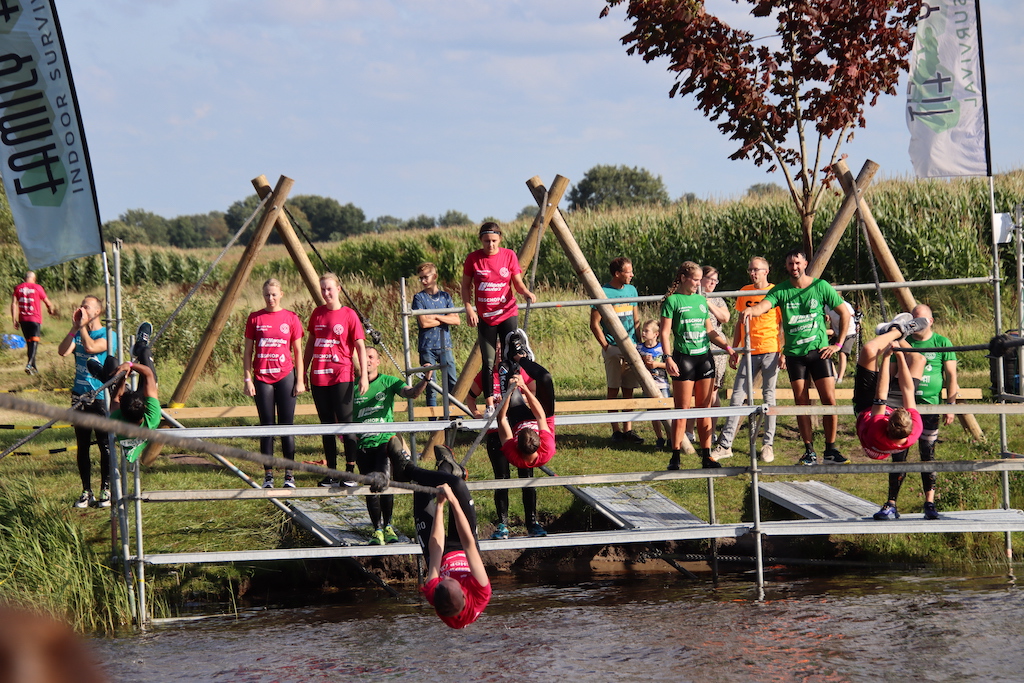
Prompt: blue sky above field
<box><xmin>59</xmin><ymin>0</ymin><xmax>1024</xmax><ymax>225</ymax></box>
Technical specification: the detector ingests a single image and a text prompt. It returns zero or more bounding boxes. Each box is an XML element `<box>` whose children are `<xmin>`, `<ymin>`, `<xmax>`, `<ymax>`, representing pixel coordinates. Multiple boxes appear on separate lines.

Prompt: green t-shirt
<box><xmin>660</xmin><ymin>292</ymin><xmax>710</xmax><ymax>355</ymax></box>
<box><xmin>354</xmin><ymin>373</ymin><xmax>406</xmax><ymax>449</ymax></box>
<box><xmin>764</xmin><ymin>278</ymin><xmax>843</xmax><ymax>356</ymax></box>
<box><xmin>111</xmin><ymin>396</ymin><xmax>162</xmax><ymax>463</ymax></box>
<box><xmin>908</xmin><ymin>332</ymin><xmax>956</xmax><ymax>404</ymax></box>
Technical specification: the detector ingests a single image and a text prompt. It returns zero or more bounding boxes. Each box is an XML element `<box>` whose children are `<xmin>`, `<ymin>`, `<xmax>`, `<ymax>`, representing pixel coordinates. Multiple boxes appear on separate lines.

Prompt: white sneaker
<box><xmin>875</xmin><ymin>312</ymin><xmax>912</xmax><ymax>336</ymax></box>
<box><xmin>684</xmin><ymin>431</ymin><xmax>695</xmax><ymax>444</ymax></box>
<box><xmin>483</xmin><ymin>404</ymin><xmax>496</xmax><ymax>420</ymax></box>
<box><xmin>760</xmin><ymin>444</ymin><xmax>775</xmax><ymax>463</ymax></box>
<box><xmin>710</xmin><ymin>445</ymin><xmax>733</xmax><ymax>461</ymax></box>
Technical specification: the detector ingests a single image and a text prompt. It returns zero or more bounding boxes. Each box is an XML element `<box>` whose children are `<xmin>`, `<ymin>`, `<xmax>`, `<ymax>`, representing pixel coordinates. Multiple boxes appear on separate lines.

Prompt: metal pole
<box><xmin>744</xmin><ymin>326</ymin><xmax>765</xmax><ymax>596</ymax></box>
<box><xmin>133</xmin><ymin>460</ymin><xmax>147</xmax><ymax>626</ymax></box>
<box><xmin>400</xmin><ymin>277</ymin><xmax>416</xmax><ymax>454</ymax></box>
<box><xmin>989</xmin><ymin>176</ymin><xmax>1012</xmax><ymax>563</ymax></box>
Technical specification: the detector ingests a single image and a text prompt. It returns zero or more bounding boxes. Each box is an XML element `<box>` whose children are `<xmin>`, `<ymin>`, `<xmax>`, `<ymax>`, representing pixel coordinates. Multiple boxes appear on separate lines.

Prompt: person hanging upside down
<box><xmin>496</xmin><ymin>329</ymin><xmax>555</xmax><ymax>471</ymax></box>
<box><xmin>852</xmin><ymin>314</ymin><xmax>930</xmax><ymax>521</ymax></box>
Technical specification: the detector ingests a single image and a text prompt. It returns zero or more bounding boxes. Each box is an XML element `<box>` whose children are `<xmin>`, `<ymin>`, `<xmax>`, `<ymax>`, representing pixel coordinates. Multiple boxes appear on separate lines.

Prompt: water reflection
<box><xmin>94</xmin><ymin>571</ymin><xmax>1024</xmax><ymax>682</ymax></box>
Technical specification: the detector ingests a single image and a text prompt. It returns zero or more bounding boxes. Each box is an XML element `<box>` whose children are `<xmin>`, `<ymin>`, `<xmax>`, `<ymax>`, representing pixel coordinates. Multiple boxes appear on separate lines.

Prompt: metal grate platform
<box><xmin>576</xmin><ymin>484</ymin><xmax>707</xmax><ymax>529</ymax></box>
<box><xmin>759</xmin><ymin>480</ymin><xmax>879</xmax><ymax>520</ymax></box>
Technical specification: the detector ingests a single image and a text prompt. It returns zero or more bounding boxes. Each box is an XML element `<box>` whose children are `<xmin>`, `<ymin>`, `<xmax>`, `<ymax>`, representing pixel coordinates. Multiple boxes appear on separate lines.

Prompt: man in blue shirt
<box><xmin>589</xmin><ymin>256</ymin><xmax>642</xmax><ymax>443</ymax></box>
<box><xmin>412</xmin><ymin>262</ymin><xmax>460</xmax><ymax>409</ymax></box>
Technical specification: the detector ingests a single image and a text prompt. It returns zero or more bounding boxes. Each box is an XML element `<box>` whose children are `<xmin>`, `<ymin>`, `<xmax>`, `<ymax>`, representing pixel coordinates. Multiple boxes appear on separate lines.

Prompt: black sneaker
<box><xmin>86</xmin><ymin>358</ymin><xmax>105</xmax><ymax>381</ymax></box>
<box><xmin>798</xmin><ymin>450</ymin><xmax>818</xmax><ymax>466</ymax></box>
<box><xmin>701</xmin><ymin>453</ymin><xmax>722</xmax><ymax>469</ymax></box>
<box><xmin>655</xmin><ymin>437</ymin><xmax>666</xmax><ymax>450</ymax></box>
<box><xmin>667</xmin><ymin>455</ymin><xmax>680</xmax><ymax>471</ymax></box>
<box><xmin>133</xmin><ymin>321</ymin><xmax>152</xmax><ymax>359</ymax></box>
<box><xmin>611</xmin><ymin>431</ymin><xmax>625</xmax><ymax>441</ymax></box>
<box><xmin>504</xmin><ymin>328</ymin><xmax>534</xmax><ymax>363</ymax></box>
<box><xmin>822</xmin><ymin>448</ymin><xmax>849</xmax><ymax>465</ymax></box>
<box><xmin>622</xmin><ymin>430</ymin><xmax>644</xmax><ymax>444</ymax></box>
<box><xmin>923</xmin><ymin>501</ymin><xmax>939</xmax><ymax>520</ymax></box>
<box><xmin>433</xmin><ymin>444</ymin><xmax>467</xmax><ymax>480</ymax></box>
<box><xmin>873</xmin><ymin>502</ymin><xmax>900</xmax><ymax>521</ymax></box>
<box><xmin>318</xmin><ymin>477</ymin><xmax>340</xmax><ymax>488</ymax></box>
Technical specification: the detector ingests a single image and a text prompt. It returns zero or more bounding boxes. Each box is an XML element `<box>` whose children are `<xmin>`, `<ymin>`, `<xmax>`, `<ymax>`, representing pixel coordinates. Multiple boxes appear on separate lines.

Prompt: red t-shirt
<box><xmin>463</xmin><ymin>248</ymin><xmax>522</xmax><ymax>326</ymax></box>
<box><xmin>502</xmin><ymin>415</ymin><xmax>555</xmax><ymax>469</ymax></box>
<box><xmin>245</xmin><ymin>308</ymin><xmax>303</xmax><ymax>384</ymax></box>
<box><xmin>13</xmin><ymin>282</ymin><xmax>48</xmax><ymax>323</ymax></box>
<box><xmin>420</xmin><ymin>550</ymin><xmax>492</xmax><ymax>629</ymax></box>
<box><xmin>856</xmin><ymin>407</ymin><xmax>924</xmax><ymax>459</ymax></box>
<box><xmin>307</xmin><ymin>306</ymin><xmax>365</xmax><ymax>386</ymax></box>
<box><xmin>473</xmin><ymin>367</ymin><xmax>535</xmax><ymax>432</ymax></box>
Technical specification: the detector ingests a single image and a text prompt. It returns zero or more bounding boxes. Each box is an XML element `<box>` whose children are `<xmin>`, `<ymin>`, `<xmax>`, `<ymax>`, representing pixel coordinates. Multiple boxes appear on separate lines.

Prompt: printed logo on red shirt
<box><xmin>499</xmin><ymin>267</ymin><xmax>510</xmax><ymax>278</ymax></box>
<box><xmin>280</xmin><ymin>323</ymin><xmax>290</xmax><ymax>335</ymax></box>
<box><xmin>333</xmin><ymin>323</ymin><xmax>344</xmax><ymax>335</ymax></box>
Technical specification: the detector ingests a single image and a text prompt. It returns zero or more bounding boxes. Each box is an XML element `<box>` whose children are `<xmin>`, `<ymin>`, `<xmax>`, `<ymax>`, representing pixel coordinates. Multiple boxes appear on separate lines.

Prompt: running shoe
<box><xmin>798</xmin><ymin>450</ymin><xmax>818</xmax><ymax>466</ymax></box>
<box><xmin>491</xmin><ymin>523</ymin><xmax>510</xmax><ymax>540</ymax></box>
<box><xmin>433</xmin><ymin>444</ymin><xmax>467</xmax><ymax>480</ymax></box>
<box><xmin>822</xmin><ymin>448</ymin><xmax>849</xmax><ymax>465</ymax></box>
<box><xmin>710</xmin><ymin>445</ymin><xmax>734</xmax><ymax>461</ymax></box>
<box><xmin>133</xmin><ymin>321</ymin><xmax>153</xmax><ymax>359</ymax></box>
<box><xmin>667</xmin><ymin>455</ymin><xmax>681</xmax><ymax>471</ymax></box>
<box><xmin>876</xmin><ymin>312</ymin><xmax>913</xmax><ymax>336</ymax></box>
<box><xmin>483</xmin><ymin>404</ymin><xmax>496</xmax><ymax>421</ymax></box>
<box><xmin>86</xmin><ymin>357</ymin><xmax>106</xmax><ymax>381</ymax></box>
<box><xmin>611</xmin><ymin>430</ymin><xmax>625</xmax><ymax>441</ymax></box>
<box><xmin>873</xmin><ymin>502</ymin><xmax>900</xmax><ymax>520</ymax></box>
<box><xmin>383</xmin><ymin>525</ymin><xmax>399</xmax><ymax>543</ymax></box>
<box><xmin>318</xmin><ymin>477</ymin><xmax>340</xmax><ymax>488</ymax></box>
<box><xmin>684</xmin><ymin>431</ymin><xmax>695</xmax><ymax>445</ymax></box>
<box><xmin>760</xmin><ymin>444</ymin><xmax>775</xmax><ymax>463</ymax></box>
<box><xmin>283</xmin><ymin>474</ymin><xmax>296</xmax><ymax>489</ymax></box>
<box><xmin>24</xmin><ymin>364</ymin><xmax>36</xmax><ymax>376</ymax></box>
<box><xmin>655</xmin><ymin>437</ymin><xmax>666</xmax><ymax>450</ymax></box>
<box><xmin>367</xmin><ymin>528</ymin><xmax>385</xmax><ymax>546</ymax></box>
<box><xmin>923</xmin><ymin>501</ymin><xmax>939</xmax><ymax>520</ymax></box>
<box><xmin>263</xmin><ymin>472</ymin><xmax>275</xmax><ymax>489</ymax></box>
<box><xmin>527</xmin><ymin>522</ymin><xmax>547</xmax><ymax>537</ymax></box>
<box><xmin>701</xmin><ymin>455</ymin><xmax>722</xmax><ymax>469</ymax></box>
<box><xmin>74</xmin><ymin>490</ymin><xmax>93</xmax><ymax>509</ymax></box>
<box><xmin>504</xmin><ymin>328</ymin><xmax>534</xmax><ymax>363</ymax></box>
<box><xmin>622</xmin><ymin>430</ymin><xmax>644</xmax><ymax>444</ymax></box>
<box><xmin>343</xmin><ymin>462</ymin><xmax>358</xmax><ymax>487</ymax></box>
<box><xmin>96</xmin><ymin>487</ymin><xmax>111</xmax><ymax>508</ymax></box>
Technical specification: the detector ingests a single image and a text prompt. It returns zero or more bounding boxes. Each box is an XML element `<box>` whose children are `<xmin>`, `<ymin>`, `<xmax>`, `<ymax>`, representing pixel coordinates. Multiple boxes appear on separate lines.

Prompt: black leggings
<box><xmin>888</xmin><ymin>413</ymin><xmax>939</xmax><ymax>501</ymax></box>
<box><xmin>505</xmin><ymin>358</ymin><xmax>555</xmax><ymax>426</ymax></box>
<box><xmin>408</xmin><ymin>465</ymin><xmax>478</xmax><ymax>562</ymax></box>
<box><xmin>486</xmin><ymin>431</ymin><xmax>536</xmax><ymax>525</ymax></box>
<box><xmin>356</xmin><ymin>436</ymin><xmax>409</xmax><ymax>529</ymax></box>
<box><xmin>310</xmin><ymin>382</ymin><xmax>356</xmax><ymax>470</ymax></box>
<box><xmin>254</xmin><ymin>373</ymin><xmax>296</xmax><ymax>466</ymax></box>
<box><xmin>73</xmin><ymin>397</ymin><xmax>109</xmax><ymax>492</ymax></box>
<box><xmin>21</xmin><ymin>320</ymin><xmax>40</xmax><ymax>368</ymax></box>
<box><xmin>478</xmin><ymin>316</ymin><xmax>519</xmax><ymax>400</ymax></box>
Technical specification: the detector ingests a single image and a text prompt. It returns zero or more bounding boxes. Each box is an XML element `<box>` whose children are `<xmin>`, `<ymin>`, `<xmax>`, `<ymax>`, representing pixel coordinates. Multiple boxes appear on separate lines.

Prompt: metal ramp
<box><xmin>575</xmin><ymin>484</ymin><xmax>708</xmax><ymax>529</ymax></box>
<box><xmin>288</xmin><ymin>496</ymin><xmax>411</xmax><ymax>547</ymax></box>
<box><xmin>759</xmin><ymin>480</ymin><xmax>878</xmax><ymax>520</ymax></box>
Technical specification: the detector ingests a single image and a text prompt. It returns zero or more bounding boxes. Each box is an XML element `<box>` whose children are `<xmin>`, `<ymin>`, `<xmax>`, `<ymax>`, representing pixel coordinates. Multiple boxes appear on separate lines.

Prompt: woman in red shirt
<box><xmin>244</xmin><ymin>278</ymin><xmax>305</xmax><ymax>488</ymax></box>
<box><xmin>303</xmin><ymin>273</ymin><xmax>368</xmax><ymax>487</ymax></box>
<box><xmin>461</xmin><ymin>222</ymin><xmax>536</xmax><ymax>417</ymax></box>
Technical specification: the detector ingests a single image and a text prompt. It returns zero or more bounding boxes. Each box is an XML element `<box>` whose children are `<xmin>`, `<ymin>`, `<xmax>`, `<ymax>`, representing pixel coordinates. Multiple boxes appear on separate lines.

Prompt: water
<box><xmin>93</xmin><ymin>571</ymin><xmax>1024</xmax><ymax>682</ymax></box>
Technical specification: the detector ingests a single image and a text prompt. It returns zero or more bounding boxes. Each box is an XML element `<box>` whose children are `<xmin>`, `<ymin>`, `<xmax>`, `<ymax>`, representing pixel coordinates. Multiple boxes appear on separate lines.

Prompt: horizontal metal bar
<box><xmin>402</xmin><ymin>276</ymin><xmax>995</xmax><ymax>316</ymax></box>
<box><xmin>769</xmin><ymin>403</ymin><xmax>1024</xmax><ymax>416</ymax></box>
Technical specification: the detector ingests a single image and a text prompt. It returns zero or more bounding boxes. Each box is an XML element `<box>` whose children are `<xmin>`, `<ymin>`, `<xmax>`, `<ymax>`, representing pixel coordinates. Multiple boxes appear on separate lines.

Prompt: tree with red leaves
<box><xmin>601</xmin><ymin>0</ymin><xmax>921</xmax><ymax>254</ymax></box>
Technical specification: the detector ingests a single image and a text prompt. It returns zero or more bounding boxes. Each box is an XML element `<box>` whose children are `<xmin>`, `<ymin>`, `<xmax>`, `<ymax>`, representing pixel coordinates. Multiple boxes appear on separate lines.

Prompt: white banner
<box><xmin>906</xmin><ymin>0</ymin><xmax>990</xmax><ymax>178</ymax></box>
<box><xmin>0</xmin><ymin>1</ymin><xmax>102</xmax><ymax>269</ymax></box>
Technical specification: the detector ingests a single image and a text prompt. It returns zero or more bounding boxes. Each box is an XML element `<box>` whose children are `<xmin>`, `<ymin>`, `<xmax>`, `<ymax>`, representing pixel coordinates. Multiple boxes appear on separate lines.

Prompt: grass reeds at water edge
<box><xmin>0</xmin><ymin>478</ymin><xmax>132</xmax><ymax>633</ymax></box>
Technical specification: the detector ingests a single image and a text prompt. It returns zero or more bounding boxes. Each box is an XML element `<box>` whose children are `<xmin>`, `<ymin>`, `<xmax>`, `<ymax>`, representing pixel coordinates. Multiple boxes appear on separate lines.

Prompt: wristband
<box><xmin>872</xmin><ymin>399</ymin><xmax>886</xmax><ymax>405</ymax></box>
<box><xmin>725</xmin><ymin>345</ymin><xmax>734</xmax><ymax>353</ymax></box>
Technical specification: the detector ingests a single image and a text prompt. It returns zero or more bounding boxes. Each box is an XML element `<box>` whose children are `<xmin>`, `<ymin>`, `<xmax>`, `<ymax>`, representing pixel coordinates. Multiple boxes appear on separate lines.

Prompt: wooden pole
<box><xmin>252</xmin><ymin>175</ymin><xmax>325</xmax><ymax>307</ymax></box>
<box><xmin>141</xmin><ymin>175</ymin><xmax>294</xmax><ymax>465</ymax></box>
<box><xmin>832</xmin><ymin>160</ymin><xmax>917</xmax><ymax>312</ymax></box>
<box><xmin>420</xmin><ymin>177</ymin><xmax>568</xmax><ymax>458</ymax></box>
<box><xmin>807</xmin><ymin>160</ymin><xmax>880</xmax><ymax>278</ymax></box>
<box><xmin>526</xmin><ymin>176</ymin><xmax>695</xmax><ymax>455</ymax></box>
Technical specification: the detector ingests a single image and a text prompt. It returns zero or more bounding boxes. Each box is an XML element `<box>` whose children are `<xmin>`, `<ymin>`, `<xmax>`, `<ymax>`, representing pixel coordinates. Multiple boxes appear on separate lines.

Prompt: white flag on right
<box><xmin>906</xmin><ymin>0</ymin><xmax>990</xmax><ymax>178</ymax></box>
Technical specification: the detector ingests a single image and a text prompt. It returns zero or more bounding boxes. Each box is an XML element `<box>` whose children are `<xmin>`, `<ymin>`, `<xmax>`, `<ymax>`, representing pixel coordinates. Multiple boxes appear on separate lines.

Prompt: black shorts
<box><xmin>786</xmin><ymin>348</ymin><xmax>834</xmax><ymax>383</ymax></box>
<box><xmin>19</xmin><ymin>320</ymin><xmax>40</xmax><ymax>341</ymax></box>
<box><xmin>671</xmin><ymin>351</ymin><xmax>715</xmax><ymax>383</ymax></box>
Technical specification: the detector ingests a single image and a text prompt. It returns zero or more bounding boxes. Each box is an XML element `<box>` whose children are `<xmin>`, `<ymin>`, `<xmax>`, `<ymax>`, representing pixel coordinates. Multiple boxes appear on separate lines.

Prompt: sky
<box><xmin>55</xmin><ymin>0</ymin><xmax>1024</xmax><ymax>226</ymax></box>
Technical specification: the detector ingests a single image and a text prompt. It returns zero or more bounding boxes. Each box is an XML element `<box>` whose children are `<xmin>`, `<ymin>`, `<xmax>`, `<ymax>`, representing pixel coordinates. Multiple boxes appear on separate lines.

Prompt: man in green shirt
<box><xmin>354</xmin><ymin>346</ymin><xmax>431</xmax><ymax>545</ymax></box>
<box><xmin>103</xmin><ymin>322</ymin><xmax>161</xmax><ymax>467</ymax></box>
<box><xmin>740</xmin><ymin>248</ymin><xmax>851</xmax><ymax>466</ymax></box>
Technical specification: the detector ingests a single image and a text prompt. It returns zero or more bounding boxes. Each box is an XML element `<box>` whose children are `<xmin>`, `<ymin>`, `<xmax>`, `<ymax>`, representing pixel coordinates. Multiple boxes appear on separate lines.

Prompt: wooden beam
<box><xmin>831</xmin><ymin>160</ymin><xmax>916</xmax><ymax>311</ymax></box>
<box><xmin>252</xmin><ymin>174</ymin><xmax>325</xmax><ymax>307</ymax></box>
<box><xmin>807</xmin><ymin>160</ymin><xmax>879</xmax><ymax>279</ymax></box>
<box><xmin>141</xmin><ymin>175</ymin><xmax>294</xmax><ymax>465</ymax></box>
<box><xmin>525</xmin><ymin>176</ymin><xmax>698</xmax><ymax>454</ymax></box>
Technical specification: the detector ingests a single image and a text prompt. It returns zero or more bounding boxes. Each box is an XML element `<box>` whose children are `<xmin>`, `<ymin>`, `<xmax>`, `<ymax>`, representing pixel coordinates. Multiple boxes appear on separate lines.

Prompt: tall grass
<box><xmin>0</xmin><ymin>479</ymin><xmax>132</xmax><ymax>633</ymax></box>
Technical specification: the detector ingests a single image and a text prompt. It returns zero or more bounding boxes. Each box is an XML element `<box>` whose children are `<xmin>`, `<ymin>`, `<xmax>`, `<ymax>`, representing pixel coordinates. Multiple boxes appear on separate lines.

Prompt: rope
<box><xmin>151</xmin><ymin>193</ymin><xmax>272</xmax><ymax>346</ymax></box>
<box><xmin>858</xmin><ymin>214</ymin><xmax>887</xmax><ymax>320</ymax></box>
<box><xmin>0</xmin><ymin>393</ymin><xmax>439</xmax><ymax>494</ymax></box>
